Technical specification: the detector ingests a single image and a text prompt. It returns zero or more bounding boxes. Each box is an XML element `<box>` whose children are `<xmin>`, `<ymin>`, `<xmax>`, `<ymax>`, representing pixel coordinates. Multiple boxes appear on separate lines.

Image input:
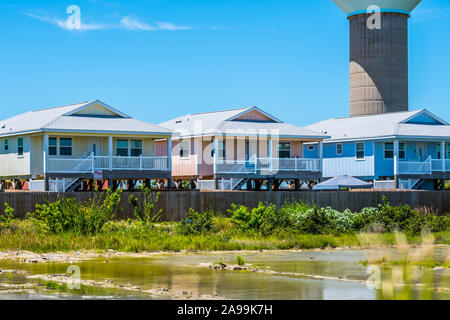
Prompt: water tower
<box><xmin>332</xmin><ymin>0</ymin><xmax>422</xmax><ymax>117</ymax></box>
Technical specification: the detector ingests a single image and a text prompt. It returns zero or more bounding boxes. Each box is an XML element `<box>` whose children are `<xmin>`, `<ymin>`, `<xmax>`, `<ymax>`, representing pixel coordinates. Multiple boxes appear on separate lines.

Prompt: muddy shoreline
<box><xmin>1</xmin><ymin>245</ymin><xmax>448</xmax><ymax>264</ymax></box>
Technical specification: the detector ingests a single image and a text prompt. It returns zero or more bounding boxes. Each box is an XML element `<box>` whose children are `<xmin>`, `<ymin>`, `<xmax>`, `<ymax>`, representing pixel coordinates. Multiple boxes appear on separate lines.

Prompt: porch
<box><xmin>47</xmin><ymin>154</ymin><xmax>169</xmax><ymax>173</ymax></box>
<box><xmin>215</xmin><ymin>157</ymin><xmax>322</xmax><ymax>177</ymax></box>
<box><xmin>398</xmin><ymin>158</ymin><xmax>450</xmax><ymax>176</ymax></box>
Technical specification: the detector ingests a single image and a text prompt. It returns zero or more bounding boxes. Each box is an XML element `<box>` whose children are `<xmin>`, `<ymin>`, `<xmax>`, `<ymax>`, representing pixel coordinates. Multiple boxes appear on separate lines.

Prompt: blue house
<box><xmin>303</xmin><ymin>109</ymin><xmax>450</xmax><ymax>190</ymax></box>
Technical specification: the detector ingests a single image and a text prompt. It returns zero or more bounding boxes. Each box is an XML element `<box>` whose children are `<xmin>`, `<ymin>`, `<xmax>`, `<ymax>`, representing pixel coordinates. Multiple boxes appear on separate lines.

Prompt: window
<box><xmin>384</xmin><ymin>142</ymin><xmax>394</xmax><ymax>159</ymax></box>
<box><xmin>356</xmin><ymin>142</ymin><xmax>365</xmax><ymax>159</ymax></box>
<box><xmin>308</xmin><ymin>145</ymin><xmax>315</xmax><ymax>151</ymax></box>
<box><xmin>18</xmin><ymin>138</ymin><xmax>23</xmax><ymax>156</ymax></box>
<box><xmin>399</xmin><ymin>142</ymin><xmax>406</xmax><ymax>159</ymax></box>
<box><xmin>218</xmin><ymin>141</ymin><xmax>226</xmax><ymax>159</ymax></box>
<box><xmin>447</xmin><ymin>144</ymin><xmax>450</xmax><ymax>159</ymax></box>
<box><xmin>131</xmin><ymin>140</ymin><xmax>142</xmax><ymax>157</ymax></box>
<box><xmin>4</xmin><ymin>139</ymin><xmax>8</xmax><ymax>151</ymax></box>
<box><xmin>336</xmin><ymin>143</ymin><xmax>343</xmax><ymax>156</ymax></box>
<box><xmin>180</xmin><ymin>140</ymin><xmax>190</xmax><ymax>158</ymax></box>
<box><xmin>49</xmin><ymin>138</ymin><xmax>57</xmax><ymax>156</ymax></box>
<box><xmin>116</xmin><ymin>140</ymin><xmax>128</xmax><ymax>156</ymax></box>
<box><xmin>59</xmin><ymin>138</ymin><xmax>72</xmax><ymax>156</ymax></box>
<box><xmin>278</xmin><ymin>142</ymin><xmax>291</xmax><ymax>159</ymax></box>
<box><xmin>437</xmin><ymin>144</ymin><xmax>442</xmax><ymax>160</ymax></box>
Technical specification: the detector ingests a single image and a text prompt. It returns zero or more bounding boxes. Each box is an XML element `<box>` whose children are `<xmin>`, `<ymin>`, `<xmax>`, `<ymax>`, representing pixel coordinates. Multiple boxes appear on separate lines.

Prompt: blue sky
<box><xmin>0</xmin><ymin>0</ymin><xmax>449</xmax><ymax>126</ymax></box>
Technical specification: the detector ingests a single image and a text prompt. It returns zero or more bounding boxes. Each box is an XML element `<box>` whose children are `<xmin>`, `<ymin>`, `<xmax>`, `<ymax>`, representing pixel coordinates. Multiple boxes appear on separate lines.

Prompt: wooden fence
<box><xmin>0</xmin><ymin>190</ymin><xmax>449</xmax><ymax>220</ymax></box>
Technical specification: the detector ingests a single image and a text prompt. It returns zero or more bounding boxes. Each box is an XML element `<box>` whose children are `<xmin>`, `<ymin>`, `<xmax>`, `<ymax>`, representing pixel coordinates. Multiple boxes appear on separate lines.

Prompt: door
<box><xmin>88</xmin><ymin>138</ymin><xmax>102</xmax><ymax>156</ymax></box>
<box><xmin>416</xmin><ymin>143</ymin><xmax>427</xmax><ymax>161</ymax></box>
<box><xmin>245</xmin><ymin>140</ymin><xmax>257</xmax><ymax>160</ymax></box>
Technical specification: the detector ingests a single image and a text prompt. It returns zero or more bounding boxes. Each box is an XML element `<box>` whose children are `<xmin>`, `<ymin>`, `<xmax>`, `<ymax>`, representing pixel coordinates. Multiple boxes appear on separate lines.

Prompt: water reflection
<box><xmin>0</xmin><ymin>248</ymin><xmax>448</xmax><ymax>300</ymax></box>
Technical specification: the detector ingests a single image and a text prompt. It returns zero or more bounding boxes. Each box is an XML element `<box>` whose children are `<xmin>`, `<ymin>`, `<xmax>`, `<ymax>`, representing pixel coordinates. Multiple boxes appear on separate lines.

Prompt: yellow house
<box><xmin>159</xmin><ymin>107</ymin><xmax>329</xmax><ymax>191</ymax></box>
<box><xmin>0</xmin><ymin>100</ymin><xmax>172</xmax><ymax>191</ymax></box>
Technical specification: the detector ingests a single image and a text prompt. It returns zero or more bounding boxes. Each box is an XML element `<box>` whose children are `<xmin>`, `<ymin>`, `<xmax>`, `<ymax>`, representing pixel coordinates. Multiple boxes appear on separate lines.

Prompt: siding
<box><xmin>321</xmin><ymin>141</ymin><xmax>375</xmax><ymax>178</ymax></box>
<box><xmin>31</xmin><ymin>136</ymin><xmax>43</xmax><ymax>176</ymax></box>
<box><xmin>172</xmin><ymin>139</ymin><xmax>198</xmax><ymax>177</ymax></box>
<box><xmin>0</xmin><ymin>135</ymin><xmax>31</xmax><ymax>178</ymax></box>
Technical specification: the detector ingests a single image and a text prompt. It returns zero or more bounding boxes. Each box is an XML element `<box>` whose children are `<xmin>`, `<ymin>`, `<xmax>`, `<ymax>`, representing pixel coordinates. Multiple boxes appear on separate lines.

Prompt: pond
<box><xmin>0</xmin><ymin>247</ymin><xmax>448</xmax><ymax>300</ymax></box>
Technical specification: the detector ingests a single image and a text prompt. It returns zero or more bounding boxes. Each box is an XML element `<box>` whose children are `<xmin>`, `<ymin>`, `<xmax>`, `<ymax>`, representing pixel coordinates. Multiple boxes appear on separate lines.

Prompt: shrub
<box><xmin>236</xmin><ymin>255</ymin><xmax>245</xmax><ymax>266</ymax></box>
<box><xmin>177</xmin><ymin>209</ymin><xmax>213</xmax><ymax>235</ymax></box>
<box><xmin>29</xmin><ymin>190</ymin><xmax>122</xmax><ymax>235</ymax></box>
<box><xmin>129</xmin><ymin>189</ymin><xmax>163</xmax><ymax>225</ymax></box>
<box><xmin>229</xmin><ymin>202</ymin><xmax>283</xmax><ymax>236</ymax></box>
<box><xmin>0</xmin><ymin>203</ymin><xmax>15</xmax><ymax>229</ymax></box>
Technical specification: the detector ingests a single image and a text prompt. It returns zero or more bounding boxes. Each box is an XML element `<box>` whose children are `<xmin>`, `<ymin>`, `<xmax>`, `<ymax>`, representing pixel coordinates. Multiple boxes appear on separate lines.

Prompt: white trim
<box><xmin>336</xmin><ymin>143</ymin><xmax>343</xmax><ymax>156</ymax></box>
<box><xmin>355</xmin><ymin>142</ymin><xmax>365</xmax><ymax>160</ymax></box>
<box><xmin>383</xmin><ymin>142</ymin><xmax>395</xmax><ymax>160</ymax></box>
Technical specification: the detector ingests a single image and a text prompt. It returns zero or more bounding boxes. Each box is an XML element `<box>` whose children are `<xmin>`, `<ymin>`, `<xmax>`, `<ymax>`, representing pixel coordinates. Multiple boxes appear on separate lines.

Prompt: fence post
<box><xmin>91</xmin><ymin>152</ymin><xmax>95</xmax><ymax>174</ymax></box>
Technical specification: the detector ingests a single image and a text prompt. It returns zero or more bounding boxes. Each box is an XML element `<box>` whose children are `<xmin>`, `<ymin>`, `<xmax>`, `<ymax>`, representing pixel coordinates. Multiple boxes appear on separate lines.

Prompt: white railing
<box><xmin>398</xmin><ymin>179</ymin><xmax>420</xmax><ymax>190</ymax></box>
<box><xmin>215</xmin><ymin>158</ymin><xmax>321</xmax><ymax>174</ymax></box>
<box><xmin>48</xmin><ymin>179</ymin><xmax>66</xmax><ymax>192</ymax></box>
<box><xmin>374</xmin><ymin>180</ymin><xmax>395</xmax><ymax>190</ymax></box>
<box><xmin>431</xmin><ymin>160</ymin><xmax>443</xmax><ymax>172</ymax></box>
<box><xmin>111</xmin><ymin>156</ymin><xmax>168</xmax><ymax>170</ymax></box>
<box><xmin>398</xmin><ymin>157</ymin><xmax>432</xmax><ymax>175</ymax></box>
<box><xmin>216</xmin><ymin>159</ymin><xmax>257</xmax><ymax>174</ymax></box>
<box><xmin>197</xmin><ymin>180</ymin><xmax>215</xmax><ymax>190</ymax></box>
<box><xmin>29</xmin><ymin>180</ymin><xmax>45</xmax><ymax>192</ymax></box>
<box><xmin>47</xmin><ymin>155</ymin><xmax>169</xmax><ymax>173</ymax></box>
<box><xmin>47</xmin><ymin>158</ymin><xmax>92</xmax><ymax>173</ymax></box>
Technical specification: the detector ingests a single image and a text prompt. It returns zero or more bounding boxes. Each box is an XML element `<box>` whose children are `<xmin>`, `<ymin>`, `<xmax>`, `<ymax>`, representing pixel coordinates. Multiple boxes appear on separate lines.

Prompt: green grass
<box><xmin>0</xmin><ymin>220</ymin><xmax>449</xmax><ymax>253</ymax></box>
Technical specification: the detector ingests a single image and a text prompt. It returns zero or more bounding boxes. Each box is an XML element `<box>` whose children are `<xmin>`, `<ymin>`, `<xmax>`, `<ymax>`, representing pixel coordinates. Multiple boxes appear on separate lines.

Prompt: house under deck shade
<box><xmin>313</xmin><ymin>175</ymin><xmax>373</xmax><ymax>190</ymax></box>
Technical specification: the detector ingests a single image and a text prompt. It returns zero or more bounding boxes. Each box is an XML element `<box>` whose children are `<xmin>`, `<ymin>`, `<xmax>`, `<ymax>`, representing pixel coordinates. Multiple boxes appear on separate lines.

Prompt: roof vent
<box><xmin>1</xmin><ymin>124</ymin><xmax>5</xmax><ymax>129</ymax></box>
<box><xmin>176</xmin><ymin>120</ymin><xmax>182</xmax><ymax>124</ymax></box>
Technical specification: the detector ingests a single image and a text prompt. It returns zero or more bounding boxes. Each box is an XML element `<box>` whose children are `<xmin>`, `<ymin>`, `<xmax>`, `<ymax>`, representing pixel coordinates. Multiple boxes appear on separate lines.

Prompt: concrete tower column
<box><xmin>349</xmin><ymin>13</ymin><xmax>409</xmax><ymax>117</ymax></box>
<box><xmin>332</xmin><ymin>0</ymin><xmax>422</xmax><ymax>117</ymax></box>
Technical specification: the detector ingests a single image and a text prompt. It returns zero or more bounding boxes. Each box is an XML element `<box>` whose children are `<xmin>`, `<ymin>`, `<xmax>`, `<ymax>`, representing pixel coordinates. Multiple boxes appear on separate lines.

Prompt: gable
<box><xmin>64</xmin><ymin>101</ymin><xmax>130</xmax><ymax>118</ymax></box>
<box><xmin>402</xmin><ymin>111</ymin><xmax>447</xmax><ymax>125</ymax></box>
<box><xmin>233</xmin><ymin>110</ymin><xmax>275</xmax><ymax>122</ymax></box>
<box><xmin>71</xmin><ymin>104</ymin><xmax>119</xmax><ymax>117</ymax></box>
<box><xmin>227</xmin><ymin>107</ymin><xmax>282</xmax><ymax>123</ymax></box>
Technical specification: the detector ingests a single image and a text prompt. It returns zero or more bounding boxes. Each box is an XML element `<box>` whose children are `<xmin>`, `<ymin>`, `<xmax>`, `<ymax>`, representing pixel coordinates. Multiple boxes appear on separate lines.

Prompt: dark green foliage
<box><xmin>226</xmin><ymin>198</ymin><xmax>450</xmax><ymax>236</ymax></box>
<box><xmin>177</xmin><ymin>209</ymin><xmax>213</xmax><ymax>235</ymax></box>
<box><xmin>129</xmin><ymin>189</ymin><xmax>162</xmax><ymax>225</ymax></box>
<box><xmin>0</xmin><ymin>203</ymin><xmax>15</xmax><ymax>229</ymax></box>
<box><xmin>29</xmin><ymin>190</ymin><xmax>122</xmax><ymax>235</ymax></box>
<box><xmin>229</xmin><ymin>202</ymin><xmax>288</xmax><ymax>236</ymax></box>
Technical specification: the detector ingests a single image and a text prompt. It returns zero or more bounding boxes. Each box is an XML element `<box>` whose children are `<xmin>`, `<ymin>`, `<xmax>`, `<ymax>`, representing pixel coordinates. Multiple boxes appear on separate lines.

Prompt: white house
<box><xmin>0</xmin><ymin>100</ymin><xmax>173</xmax><ymax>191</ymax></box>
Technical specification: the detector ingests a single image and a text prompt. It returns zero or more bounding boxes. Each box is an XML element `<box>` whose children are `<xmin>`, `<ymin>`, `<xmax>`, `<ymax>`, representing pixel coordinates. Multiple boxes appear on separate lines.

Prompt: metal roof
<box><xmin>0</xmin><ymin>100</ymin><xmax>172</xmax><ymax>137</ymax></box>
<box><xmin>160</xmin><ymin>107</ymin><xmax>329</xmax><ymax>139</ymax></box>
<box><xmin>305</xmin><ymin>109</ymin><xmax>450</xmax><ymax>142</ymax></box>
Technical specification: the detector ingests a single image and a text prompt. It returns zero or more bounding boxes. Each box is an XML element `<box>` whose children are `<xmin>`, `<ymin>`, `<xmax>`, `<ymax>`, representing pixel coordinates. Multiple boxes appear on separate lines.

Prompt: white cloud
<box><xmin>120</xmin><ymin>16</ymin><xmax>192</xmax><ymax>31</ymax></box>
<box><xmin>23</xmin><ymin>11</ymin><xmax>193</xmax><ymax>32</ymax></box>
<box><xmin>154</xmin><ymin>22</ymin><xmax>191</xmax><ymax>31</ymax></box>
<box><xmin>23</xmin><ymin>11</ymin><xmax>106</xmax><ymax>31</ymax></box>
<box><xmin>120</xmin><ymin>16</ymin><xmax>157</xmax><ymax>31</ymax></box>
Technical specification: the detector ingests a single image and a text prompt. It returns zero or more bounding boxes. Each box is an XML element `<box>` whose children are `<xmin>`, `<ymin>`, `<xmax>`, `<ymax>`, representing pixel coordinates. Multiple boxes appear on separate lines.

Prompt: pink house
<box><xmin>159</xmin><ymin>107</ymin><xmax>328</xmax><ymax>190</ymax></box>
